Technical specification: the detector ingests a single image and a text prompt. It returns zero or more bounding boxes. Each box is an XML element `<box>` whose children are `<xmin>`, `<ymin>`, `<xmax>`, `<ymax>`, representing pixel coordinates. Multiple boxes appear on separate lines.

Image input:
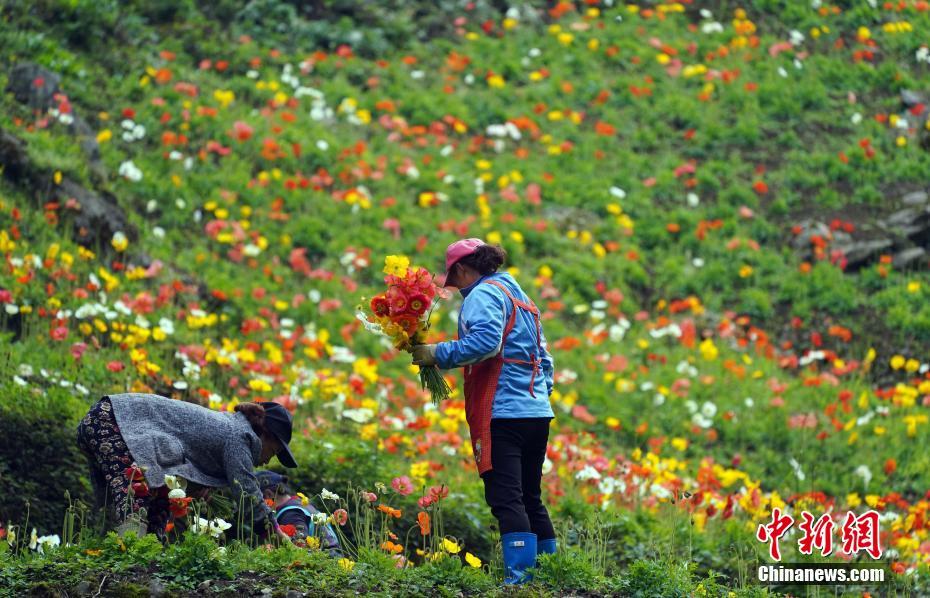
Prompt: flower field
<box><xmin>2</xmin><ymin>1</ymin><xmax>930</xmax><ymax>595</ymax></box>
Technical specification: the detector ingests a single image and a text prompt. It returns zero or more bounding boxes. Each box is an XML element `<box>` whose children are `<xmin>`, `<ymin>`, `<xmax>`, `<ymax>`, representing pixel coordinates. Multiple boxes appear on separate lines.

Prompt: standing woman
<box><xmin>412</xmin><ymin>238</ymin><xmax>556</xmax><ymax>584</ymax></box>
<box><xmin>76</xmin><ymin>393</ymin><xmax>297</xmax><ymax>542</ymax></box>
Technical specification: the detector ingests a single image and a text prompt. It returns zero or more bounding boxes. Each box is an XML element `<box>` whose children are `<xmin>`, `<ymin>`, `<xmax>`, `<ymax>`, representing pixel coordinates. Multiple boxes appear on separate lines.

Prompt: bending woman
<box><xmin>412</xmin><ymin>238</ymin><xmax>556</xmax><ymax>584</ymax></box>
<box><xmin>76</xmin><ymin>393</ymin><xmax>297</xmax><ymax>542</ymax></box>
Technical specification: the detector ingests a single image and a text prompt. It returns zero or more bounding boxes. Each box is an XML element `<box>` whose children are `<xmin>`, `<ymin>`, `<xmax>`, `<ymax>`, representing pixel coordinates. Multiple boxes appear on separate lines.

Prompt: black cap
<box><xmin>261</xmin><ymin>402</ymin><xmax>298</xmax><ymax>468</ymax></box>
<box><xmin>255</xmin><ymin>470</ymin><xmax>289</xmax><ymax>492</ymax></box>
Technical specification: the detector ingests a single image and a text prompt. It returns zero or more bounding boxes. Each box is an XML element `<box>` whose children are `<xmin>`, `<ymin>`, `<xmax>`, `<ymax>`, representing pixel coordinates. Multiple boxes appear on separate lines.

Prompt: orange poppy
<box><xmin>417</xmin><ymin>512</ymin><xmax>430</xmax><ymax>536</ymax></box>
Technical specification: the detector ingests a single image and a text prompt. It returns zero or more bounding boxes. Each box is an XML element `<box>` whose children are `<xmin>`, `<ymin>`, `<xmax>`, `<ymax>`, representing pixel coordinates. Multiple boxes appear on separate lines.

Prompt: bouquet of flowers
<box><xmin>357</xmin><ymin>255</ymin><xmax>451</xmax><ymax>405</ymax></box>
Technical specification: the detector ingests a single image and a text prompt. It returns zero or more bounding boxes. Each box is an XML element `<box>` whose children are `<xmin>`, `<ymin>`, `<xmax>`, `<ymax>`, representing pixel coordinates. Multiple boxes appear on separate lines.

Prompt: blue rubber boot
<box><xmin>501</xmin><ymin>532</ymin><xmax>537</xmax><ymax>585</ymax></box>
<box><xmin>537</xmin><ymin>537</ymin><xmax>557</xmax><ymax>558</ymax></box>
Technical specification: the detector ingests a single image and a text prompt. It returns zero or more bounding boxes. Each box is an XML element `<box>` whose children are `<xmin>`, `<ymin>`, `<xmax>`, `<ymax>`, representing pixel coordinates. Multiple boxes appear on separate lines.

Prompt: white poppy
<box><xmin>342</xmin><ymin>408</ymin><xmax>374</xmax><ymax>423</ymax></box>
<box><xmin>320</xmin><ymin>488</ymin><xmax>340</xmax><ymax>501</ymax></box>
<box><xmin>208</xmin><ymin>518</ymin><xmax>231</xmax><ymax>538</ymax></box>
<box><xmin>575</xmin><ymin>465</ymin><xmax>601</xmax><ymax>482</ymax></box>
<box><xmin>609</xmin><ymin>186</ymin><xmax>626</xmax><ymax>199</ymax></box>
<box><xmin>118</xmin><ymin>160</ymin><xmax>142</xmax><ymax>182</ymax></box>
<box><xmin>854</xmin><ymin>465</ymin><xmax>872</xmax><ymax>486</ymax></box>
<box><xmin>691</xmin><ymin>413</ymin><xmax>712</xmax><ymax>428</ymax></box>
<box><xmin>36</xmin><ymin>534</ymin><xmax>60</xmax><ymax>553</ymax></box>
<box><xmin>701</xmin><ymin>401</ymin><xmax>717</xmax><ymax>418</ymax></box>
<box><xmin>541</xmin><ymin>457</ymin><xmax>553</xmax><ymax>475</ymax></box>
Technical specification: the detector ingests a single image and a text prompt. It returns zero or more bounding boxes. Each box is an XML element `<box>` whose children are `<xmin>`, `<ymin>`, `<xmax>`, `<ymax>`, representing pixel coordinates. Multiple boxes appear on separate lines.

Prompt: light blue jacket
<box><xmin>434</xmin><ymin>272</ymin><xmax>555</xmax><ymax>419</ymax></box>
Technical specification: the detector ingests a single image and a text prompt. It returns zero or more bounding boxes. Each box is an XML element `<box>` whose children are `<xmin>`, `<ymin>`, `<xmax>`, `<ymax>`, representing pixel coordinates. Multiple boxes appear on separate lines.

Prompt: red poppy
<box><xmin>370</xmin><ymin>295</ymin><xmax>390</xmax><ymax>317</ymax></box>
<box><xmin>393</xmin><ymin>315</ymin><xmax>419</xmax><ymax>337</ymax></box>
<box><xmin>429</xmin><ymin>484</ymin><xmax>449</xmax><ymax>500</ymax></box>
<box><xmin>125</xmin><ymin>466</ymin><xmax>145</xmax><ymax>482</ymax></box>
<box><xmin>130</xmin><ymin>482</ymin><xmax>150</xmax><ymax>497</ymax></box>
<box><xmin>406</xmin><ymin>293</ymin><xmax>430</xmax><ymax>316</ymax></box>
<box><xmin>169</xmin><ymin>497</ymin><xmax>192</xmax><ymax>518</ymax></box>
<box><xmin>387</xmin><ymin>292</ymin><xmax>408</xmax><ymax>315</ymax></box>
<box><xmin>280</xmin><ymin>524</ymin><xmax>297</xmax><ymax>537</ymax></box>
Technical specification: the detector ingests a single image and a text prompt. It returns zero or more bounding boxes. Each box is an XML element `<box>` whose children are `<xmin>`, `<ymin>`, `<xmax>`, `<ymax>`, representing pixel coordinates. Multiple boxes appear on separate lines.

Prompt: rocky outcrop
<box><xmin>0</xmin><ymin>127</ymin><xmax>134</xmax><ymax>250</ymax></box>
<box><xmin>5</xmin><ymin>62</ymin><xmax>106</xmax><ymax>180</ymax></box>
<box><xmin>900</xmin><ymin>89</ymin><xmax>930</xmax><ymax>151</ymax></box>
<box><xmin>791</xmin><ymin>190</ymin><xmax>930</xmax><ymax>272</ymax></box>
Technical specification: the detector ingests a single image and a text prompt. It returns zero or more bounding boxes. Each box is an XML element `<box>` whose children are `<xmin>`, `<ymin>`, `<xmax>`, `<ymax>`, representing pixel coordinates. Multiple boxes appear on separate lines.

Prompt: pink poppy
<box><xmin>391</xmin><ymin>476</ymin><xmax>414</xmax><ymax>496</ymax></box>
<box><xmin>333</xmin><ymin>508</ymin><xmax>348</xmax><ymax>526</ymax></box>
<box><xmin>70</xmin><ymin>342</ymin><xmax>88</xmax><ymax>361</ymax></box>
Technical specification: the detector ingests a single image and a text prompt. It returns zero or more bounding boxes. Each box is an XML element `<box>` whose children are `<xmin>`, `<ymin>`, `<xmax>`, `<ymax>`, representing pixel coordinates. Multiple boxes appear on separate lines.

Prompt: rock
<box><xmin>6</xmin><ymin>62</ymin><xmax>62</xmax><ymax>109</ymax></box>
<box><xmin>902</xmin><ymin>190</ymin><xmax>929</xmax><ymax>206</ymax></box>
<box><xmin>5</xmin><ymin>62</ymin><xmax>104</xmax><ymax>176</ymax></box>
<box><xmin>884</xmin><ymin>208</ymin><xmax>920</xmax><ymax>227</ymax></box>
<box><xmin>542</xmin><ymin>205</ymin><xmax>601</xmax><ymax>231</ymax></box>
<box><xmin>901</xmin><ymin>89</ymin><xmax>927</xmax><ymax>108</ymax></box>
<box><xmin>834</xmin><ymin>238</ymin><xmax>894</xmax><ymax>270</ymax></box>
<box><xmin>148</xmin><ymin>579</ymin><xmax>167</xmax><ymax>597</ymax></box>
<box><xmin>789</xmin><ymin>219</ymin><xmax>831</xmax><ymax>251</ymax></box>
<box><xmin>61</xmin><ymin>180</ymin><xmax>136</xmax><ymax>249</ymax></box>
<box><xmin>0</xmin><ymin>129</ymin><xmax>32</xmax><ymax>181</ymax></box>
<box><xmin>880</xmin><ymin>207</ymin><xmax>930</xmax><ymax>239</ymax></box>
<box><xmin>260</xmin><ymin>588</ymin><xmax>273</xmax><ymax>596</ymax></box>
<box><xmin>286</xmin><ymin>591</ymin><xmax>302</xmax><ymax>598</ymax></box>
<box><xmin>0</xmin><ymin>126</ymin><xmax>134</xmax><ymax>249</ymax></box>
<box><xmin>73</xmin><ymin>580</ymin><xmax>92</xmax><ymax>595</ymax></box>
<box><xmin>893</xmin><ymin>247</ymin><xmax>927</xmax><ymax>269</ymax></box>
<box><xmin>197</xmin><ymin>580</ymin><xmax>212</xmax><ymax>591</ymax></box>
<box><xmin>830</xmin><ymin>229</ymin><xmax>853</xmax><ymax>246</ymax></box>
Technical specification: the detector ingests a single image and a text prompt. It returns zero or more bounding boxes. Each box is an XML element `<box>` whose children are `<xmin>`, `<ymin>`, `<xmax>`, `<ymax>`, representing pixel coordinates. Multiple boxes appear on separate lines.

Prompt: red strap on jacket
<box><xmin>483</xmin><ymin>279</ymin><xmax>544</xmax><ymax>397</ymax></box>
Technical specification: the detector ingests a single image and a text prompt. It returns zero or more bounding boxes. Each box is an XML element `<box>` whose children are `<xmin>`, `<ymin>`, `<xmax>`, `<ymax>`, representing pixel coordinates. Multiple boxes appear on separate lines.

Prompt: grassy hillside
<box><xmin>1</xmin><ymin>1</ymin><xmax>930</xmax><ymax>595</ymax></box>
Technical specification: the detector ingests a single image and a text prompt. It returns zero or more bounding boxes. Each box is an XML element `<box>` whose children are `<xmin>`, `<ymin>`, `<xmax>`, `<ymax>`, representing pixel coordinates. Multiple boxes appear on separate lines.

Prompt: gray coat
<box><xmin>107</xmin><ymin>392</ymin><xmax>272</xmax><ymax>527</ymax></box>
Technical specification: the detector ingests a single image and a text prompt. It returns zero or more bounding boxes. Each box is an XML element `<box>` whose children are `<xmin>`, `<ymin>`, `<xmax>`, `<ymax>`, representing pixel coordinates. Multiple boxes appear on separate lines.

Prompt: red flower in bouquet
<box><xmin>387</xmin><ymin>288</ymin><xmax>408</xmax><ymax>315</ymax></box>
<box><xmin>407</xmin><ymin>293</ymin><xmax>430</xmax><ymax>316</ymax></box>
<box><xmin>409</xmin><ymin>268</ymin><xmax>436</xmax><ymax>297</ymax></box>
<box><xmin>394</xmin><ymin>314</ymin><xmax>420</xmax><ymax>337</ymax></box>
<box><xmin>370</xmin><ymin>295</ymin><xmax>390</xmax><ymax>317</ymax></box>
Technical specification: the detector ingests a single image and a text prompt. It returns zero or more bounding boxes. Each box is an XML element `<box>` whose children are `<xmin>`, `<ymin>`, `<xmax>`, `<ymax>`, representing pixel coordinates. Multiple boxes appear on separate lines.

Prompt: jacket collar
<box><xmin>459</xmin><ymin>273</ymin><xmax>492</xmax><ymax>298</ymax></box>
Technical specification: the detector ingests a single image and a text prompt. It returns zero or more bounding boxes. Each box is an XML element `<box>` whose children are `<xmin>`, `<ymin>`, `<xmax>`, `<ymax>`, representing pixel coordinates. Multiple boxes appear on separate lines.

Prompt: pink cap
<box><xmin>445</xmin><ymin>237</ymin><xmax>486</xmax><ymax>274</ymax></box>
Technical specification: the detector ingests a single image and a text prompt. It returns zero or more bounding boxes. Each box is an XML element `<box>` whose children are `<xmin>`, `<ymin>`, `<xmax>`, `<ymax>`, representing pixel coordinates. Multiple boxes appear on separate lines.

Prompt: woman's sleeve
<box><xmin>539</xmin><ymin>325</ymin><xmax>555</xmax><ymax>397</ymax></box>
<box><xmin>223</xmin><ymin>435</ymin><xmax>274</xmax><ymax>532</ymax></box>
<box><xmin>434</xmin><ymin>285</ymin><xmax>507</xmax><ymax>369</ymax></box>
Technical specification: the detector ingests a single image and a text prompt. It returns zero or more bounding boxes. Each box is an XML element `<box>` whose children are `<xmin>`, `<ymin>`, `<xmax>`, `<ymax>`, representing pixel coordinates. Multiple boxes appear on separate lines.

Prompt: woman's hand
<box><xmin>412</xmin><ymin>344</ymin><xmax>438</xmax><ymax>367</ymax></box>
<box><xmin>276</xmin><ymin>526</ymin><xmax>293</xmax><ymax>544</ymax></box>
